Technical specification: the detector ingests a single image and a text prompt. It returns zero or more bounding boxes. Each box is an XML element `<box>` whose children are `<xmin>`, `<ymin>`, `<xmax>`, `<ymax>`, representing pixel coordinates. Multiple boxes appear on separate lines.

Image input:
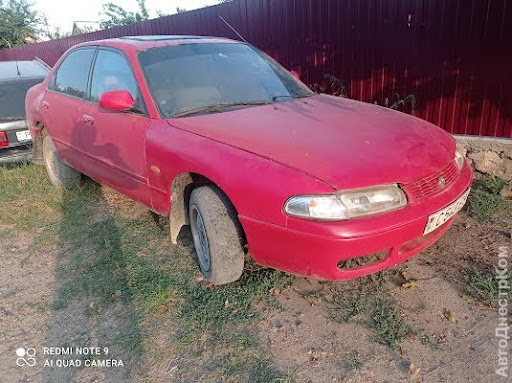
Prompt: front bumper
<box><xmin>240</xmin><ymin>162</ymin><xmax>473</xmax><ymax>280</ymax></box>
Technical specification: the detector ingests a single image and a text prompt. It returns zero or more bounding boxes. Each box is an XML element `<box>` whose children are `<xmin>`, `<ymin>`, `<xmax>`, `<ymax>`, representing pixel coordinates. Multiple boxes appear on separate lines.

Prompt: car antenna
<box><xmin>2</xmin><ymin>39</ymin><xmax>21</xmax><ymax>76</ymax></box>
<box><xmin>13</xmin><ymin>50</ymin><xmax>21</xmax><ymax>76</ymax></box>
<box><xmin>219</xmin><ymin>15</ymin><xmax>249</xmax><ymax>44</ymax></box>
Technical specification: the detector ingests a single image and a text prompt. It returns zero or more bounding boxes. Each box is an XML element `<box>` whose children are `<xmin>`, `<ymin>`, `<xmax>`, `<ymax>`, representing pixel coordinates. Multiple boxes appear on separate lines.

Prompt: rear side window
<box><xmin>50</xmin><ymin>48</ymin><xmax>95</xmax><ymax>98</ymax></box>
<box><xmin>90</xmin><ymin>50</ymin><xmax>139</xmax><ymax>103</ymax></box>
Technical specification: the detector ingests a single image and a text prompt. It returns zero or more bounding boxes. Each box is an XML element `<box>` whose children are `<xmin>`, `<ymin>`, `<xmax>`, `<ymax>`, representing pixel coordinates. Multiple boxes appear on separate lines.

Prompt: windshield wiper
<box><xmin>271</xmin><ymin>94</ymin><xmax>312</xmax><ymax>101</ymax></box>
<box><xmin>172</xmin><ymin>100</ymin><xmax>269</xmax><ymax>118</ymax></box>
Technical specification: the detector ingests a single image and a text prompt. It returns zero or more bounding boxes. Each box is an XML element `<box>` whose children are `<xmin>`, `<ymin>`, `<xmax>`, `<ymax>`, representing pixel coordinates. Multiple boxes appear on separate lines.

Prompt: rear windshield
<box><xmin>0</xmin><ymin>78</ymin><xmax>44</xmax><ymax>122</ymax></box>
<box><xmin>138</xmin><ymin>43</ymin><xmax>312</xmax><ymax>118</ymax></box>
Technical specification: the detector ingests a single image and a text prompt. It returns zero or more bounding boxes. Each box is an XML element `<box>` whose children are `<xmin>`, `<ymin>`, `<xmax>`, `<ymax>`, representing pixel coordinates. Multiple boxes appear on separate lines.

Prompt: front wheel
<box><xmin>189</xmin><ymin>185</ymin><xmax>245</xmax><ymax>285</ymax></box>
<box><xmin>42</xmin><ymin>135</ymin><xmax>81</xmax><ymax>188</ymax></box>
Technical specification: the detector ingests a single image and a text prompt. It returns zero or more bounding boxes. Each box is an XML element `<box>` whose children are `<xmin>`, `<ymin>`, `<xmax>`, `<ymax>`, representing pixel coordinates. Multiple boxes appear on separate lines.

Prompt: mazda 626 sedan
<box><xmin>25</xmin><ymin>35</ymin><xmax>473</xmax><ymax>285</ymax></box>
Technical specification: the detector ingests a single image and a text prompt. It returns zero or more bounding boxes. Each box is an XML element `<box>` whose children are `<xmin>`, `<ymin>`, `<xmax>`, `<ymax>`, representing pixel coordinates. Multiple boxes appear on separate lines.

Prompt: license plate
<box><xmin>16</xmin><ymin>130</ymin><xmax>32</xmax><ymax>142</ymax></box>
<box><xmin>423</xmin><ymin>188</ymin><xmax>471</xmax><ymax>235</ymax></box>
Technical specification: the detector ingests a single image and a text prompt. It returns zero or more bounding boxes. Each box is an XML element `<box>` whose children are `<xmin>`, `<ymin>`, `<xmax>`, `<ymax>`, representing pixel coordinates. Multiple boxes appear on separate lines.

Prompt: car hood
<box><xmin>167</xmin><ymin>94</ymin><xmax>456</xmax><ymax>189</ymax></box>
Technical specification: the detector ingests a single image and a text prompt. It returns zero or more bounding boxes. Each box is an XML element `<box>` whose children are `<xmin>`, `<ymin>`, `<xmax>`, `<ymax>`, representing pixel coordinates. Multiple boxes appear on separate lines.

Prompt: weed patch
<box><xmin>329</xmin><ymin>273</ymin><xmax>417</xmax><ymax>350</ymax></box>
<box><xmin>372</xmin><ymin>300</ymin><xmax>411</xmax><ymax>349</ymax></box>
<box><xmin>467</xmin><ymin>176</ymin><xmax>512</xmax><ymax>221</ymax></box>
<box><xmin>464</xmin><ymin>266</ymin><xmax>512</xmax><ymax>305</ymax></box>
<box><xmin>345</xmin><ymin>350</ymin><xmax>364</xmax><ymax>370</ymax></box>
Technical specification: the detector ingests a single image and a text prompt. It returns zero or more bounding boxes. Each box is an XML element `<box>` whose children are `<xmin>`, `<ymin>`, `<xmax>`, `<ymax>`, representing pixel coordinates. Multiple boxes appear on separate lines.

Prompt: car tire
<box><xmin>42</xmin><ymin>135</ymin><xmax>81</xmax><ymax>188</ymax></box>
<box><xmin>188</xmin><ymin>185</ymin><xmax>245</xmax><ymax>285</ymax></box>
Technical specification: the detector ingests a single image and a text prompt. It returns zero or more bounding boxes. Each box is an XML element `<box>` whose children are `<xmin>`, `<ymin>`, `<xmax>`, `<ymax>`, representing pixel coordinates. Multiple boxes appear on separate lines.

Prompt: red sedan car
<box><xmin>26</xmin><ymin>35</ymin><xmax>473</xmax><ymax>285</ymax></box>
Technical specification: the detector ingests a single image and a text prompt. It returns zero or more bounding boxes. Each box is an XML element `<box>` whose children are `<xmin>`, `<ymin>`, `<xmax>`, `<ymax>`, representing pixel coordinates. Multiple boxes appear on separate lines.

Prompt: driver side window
<box><xmin>90</xmin><ymin>50</ymin><xmax>142</xmax><ymax>109</ymax></box>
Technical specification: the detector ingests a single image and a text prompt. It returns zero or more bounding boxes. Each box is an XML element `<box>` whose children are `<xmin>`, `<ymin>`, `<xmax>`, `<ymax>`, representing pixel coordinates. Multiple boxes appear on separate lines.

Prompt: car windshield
<box><xmin>138</xmin><ymin>43</ymin><xmax>313</xmax><ymax>118</ymax></box>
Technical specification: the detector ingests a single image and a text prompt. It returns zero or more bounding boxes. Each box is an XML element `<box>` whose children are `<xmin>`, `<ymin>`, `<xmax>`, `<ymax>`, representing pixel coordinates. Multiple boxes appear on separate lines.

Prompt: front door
<box><xmin>83</xmin><ymin>48</ymin><xmax>151</xmax><ymax>206</ymax></box>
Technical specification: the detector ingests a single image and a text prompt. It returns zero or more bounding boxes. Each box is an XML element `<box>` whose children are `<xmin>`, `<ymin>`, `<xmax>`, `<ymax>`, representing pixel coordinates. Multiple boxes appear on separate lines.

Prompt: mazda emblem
<box><xmin>438</xmin><ymin>177</ymin><xmax>446</xmax><ymax>188</ymax></box>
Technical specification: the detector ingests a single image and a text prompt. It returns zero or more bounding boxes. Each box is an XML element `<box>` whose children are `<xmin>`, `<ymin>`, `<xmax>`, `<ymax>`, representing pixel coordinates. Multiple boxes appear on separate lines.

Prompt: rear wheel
<box><xmin>42</xmin><ymin>135</ymin><xmax>81</xmax><ymax>188</ymax></box>
<box><xmin>189</xmin><ymin>185</ymin><xmax>245</xmax><ymax>285</ymax></box>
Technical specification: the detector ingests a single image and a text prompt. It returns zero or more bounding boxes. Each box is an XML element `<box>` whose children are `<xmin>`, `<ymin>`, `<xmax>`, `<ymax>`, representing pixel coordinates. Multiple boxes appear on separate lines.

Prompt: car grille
<box><xmin>402</xmin><ymin>160</ymin><xmax>459</xmax><ymax>201</ymax></box>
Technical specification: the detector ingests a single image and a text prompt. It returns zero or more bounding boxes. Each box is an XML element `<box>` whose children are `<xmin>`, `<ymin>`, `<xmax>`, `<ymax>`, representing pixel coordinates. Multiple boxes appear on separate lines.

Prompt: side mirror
<box><xmin>99</xmin><ymin>90</ymin><xmax>135</xmax><ymax>112</ymax></box>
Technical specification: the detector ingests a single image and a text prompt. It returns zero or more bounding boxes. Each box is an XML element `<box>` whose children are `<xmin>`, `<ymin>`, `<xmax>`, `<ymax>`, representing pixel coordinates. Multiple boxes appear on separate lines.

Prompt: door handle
<box><xmin>82</xmin><ymin>114</ymin><xmax>95</xmax><ymax>126</ymax></box>
<box><xmin>41</xmin><ymin>100</ymin><xmax>50</xmax><ymax>109</ymax></box>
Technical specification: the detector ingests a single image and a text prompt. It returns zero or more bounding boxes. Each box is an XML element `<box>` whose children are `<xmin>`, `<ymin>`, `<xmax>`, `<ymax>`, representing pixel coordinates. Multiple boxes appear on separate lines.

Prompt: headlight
<box><xmin>284</xmin><ymin>184</ymin><xmax>407</xmax><ymax>221</ymax></box>
<box><xmin>455</xmin><ymin>150</ymin><xmax>465</xmax><ymax>171</ymax></box>
<box><xmin>284</xmin><ymin>195</ymin><xmax>348</xmax><ymax>220</ymax></box>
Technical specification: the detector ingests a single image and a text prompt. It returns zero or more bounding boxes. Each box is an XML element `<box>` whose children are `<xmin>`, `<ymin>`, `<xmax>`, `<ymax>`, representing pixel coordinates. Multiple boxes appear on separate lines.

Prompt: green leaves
<box><xmin>99</xmin><ymin>0</ymin><xmax>150</xmax><ymax>29</ymax></box>
<box><xmin>0</xmin><ymin>0</ymin><xmax>41</xmax><ymax>48</ymax></box>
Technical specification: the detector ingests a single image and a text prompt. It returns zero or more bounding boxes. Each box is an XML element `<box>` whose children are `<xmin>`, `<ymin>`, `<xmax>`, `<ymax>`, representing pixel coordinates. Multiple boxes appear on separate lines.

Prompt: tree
<box><xmin>44</xmin><ymin>26</ymin><xmax>70</xmax><ymax>40</ymax></box>
<box><xmin>0</xmin><ymin>0</ymin><xmax>41</xmax><ymax>48</ymax></box>
<box><xmin>100</xmin><ymin>0</ymin><xmax>150</xmax><ymax>29</ymax></box>
<box><xmin>71</xmin><ymin>22</ymin><xmax>98</xmax><ymax>36</ymax></box>
<box><xmin>41</xmin><ymin>16</ymin><xmax>70</xmax><ymax>40</ymax></box>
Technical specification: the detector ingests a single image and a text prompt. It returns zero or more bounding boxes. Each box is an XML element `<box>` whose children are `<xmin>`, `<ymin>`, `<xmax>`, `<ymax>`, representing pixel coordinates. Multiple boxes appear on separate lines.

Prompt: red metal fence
<box><xmin>1</xmin><ymin>0</ymin><xmax>511</xmax><ymax>138</ymax></box>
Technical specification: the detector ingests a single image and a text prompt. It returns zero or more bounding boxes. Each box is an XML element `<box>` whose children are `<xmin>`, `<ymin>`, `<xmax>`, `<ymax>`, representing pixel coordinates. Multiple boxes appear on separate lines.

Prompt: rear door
<box><xmin>41</xmin><ymin>47</ymin><xmax>96</xmax><ymax>171</ymax></box>
<box><xmin>83</xmin><ymin>47</ymin><xmax>151</xmax><ymax>206</ymax></box>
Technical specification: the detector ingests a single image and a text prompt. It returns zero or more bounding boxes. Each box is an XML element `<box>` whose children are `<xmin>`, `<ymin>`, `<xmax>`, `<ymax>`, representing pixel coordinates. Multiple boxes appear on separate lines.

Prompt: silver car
<box><xmin>0</xmin><ymin>59</ymin><xmax>50</xmax><ymax>165</ymax></box>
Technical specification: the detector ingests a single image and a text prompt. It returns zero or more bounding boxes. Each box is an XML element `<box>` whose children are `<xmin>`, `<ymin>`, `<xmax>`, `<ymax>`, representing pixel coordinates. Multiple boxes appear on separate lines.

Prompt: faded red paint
<box><xmin>25</xmin><ymin>36</ymin><xmax>473</xmax><ymax>280</ymax></box>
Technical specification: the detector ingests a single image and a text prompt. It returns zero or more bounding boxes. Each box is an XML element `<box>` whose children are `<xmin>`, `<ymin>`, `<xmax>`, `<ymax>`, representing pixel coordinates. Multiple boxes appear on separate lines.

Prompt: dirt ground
<box><xmin>0</xmin><ymin>169</ymin><xmax>511</xmax><ymax>383</ymax></box>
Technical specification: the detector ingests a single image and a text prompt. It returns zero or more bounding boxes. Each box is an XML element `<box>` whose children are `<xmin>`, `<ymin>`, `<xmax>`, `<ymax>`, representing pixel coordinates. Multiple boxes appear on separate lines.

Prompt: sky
<box><xmin>34</xmin><ymin>0</ymin><xmax>219</xmax><ymax>33</ymax></box>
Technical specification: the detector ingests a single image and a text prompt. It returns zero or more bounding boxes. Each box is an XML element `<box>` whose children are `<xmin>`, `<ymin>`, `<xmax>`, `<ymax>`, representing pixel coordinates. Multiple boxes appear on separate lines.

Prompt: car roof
<box><xmin>118</xmin><ymin>35</ymin><xmax>217</xmax><ymax>41</ymax></box>
<box><xmin>78</xmin><ymin>35</ymin><xmax>241</xmax><ymax>52</ymax></box>
<box><xmin>0</xmin><ymin>59</ymin><xmax>50</xmax><ymax>82</ymax></box>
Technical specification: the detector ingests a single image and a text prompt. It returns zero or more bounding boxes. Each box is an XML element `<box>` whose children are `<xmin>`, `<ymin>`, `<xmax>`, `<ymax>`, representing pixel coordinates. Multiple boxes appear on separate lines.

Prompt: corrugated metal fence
<box><xmin>0</xmin><ymin>0</ymin><xmax>511</xmax><ymax>138</ymax></box>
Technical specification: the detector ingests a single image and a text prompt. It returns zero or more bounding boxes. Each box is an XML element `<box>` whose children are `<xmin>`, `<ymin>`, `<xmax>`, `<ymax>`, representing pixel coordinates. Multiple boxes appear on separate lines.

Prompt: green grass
<box><xmin>175</xmin><ymin>351</ymin><xmax>293</xmax><ymax>383</ymax></box>
<box><xmin>329</xmin><ymin>273</ymin><xmax>392</xmax><ymax>323</ymax></box>
<box><xmin>222</xmin><ymin>354</ymin><xmax>292</xmax><ymax>383</ymax></box>
<box><xmin>467</xmin><ymin>176</ymin><xmax>512</xmax><ymax>221</ymax></box>
<box><xmin>0</xmin><ymin>164</ymin><xmax>293</xmax><ymax>381</ymax></box>
<box><xmin>463</xmin><ymin>176</ymin><xmax>512</xmax><ymax>305</ymax></box>
<box><xmin>416</xmin><ymin>331</ymin><xmax>440</xmax><ymax>350</ymax></box>
<box><xmin>176</xmin><ymin>267</ymin><xmax>292</xmax><ymax>344</ymax></box>
<box><xmin>330</xmin><ymin>287</ymin><xmax>383</xmax><ymax>323</ymax></box>
<box><xmin>118</xmin><ymin>323</ymin><xmax>146</xmax><ymax>354</ymax></box>
<box><xmin>0</xmin><ymin>164</ymin><xmax>62</xmax><ymax>231</ymax></box>
<box><xmin>36</xmin><ymin>303</ymin><xmax>50</xmax><ymax>313</ymax></box>
<box><xmin>464</xmin><ymin>266</ymin><xmax>512</xmax><ymax>305</ymax></box>
<box><xmin>473</xmin><ymin>175</ymin><xmax>507</xmax><ymax>195</ymax></box>
<box><xmin>346</xmin><ymin>350</ymin><xmax>364</xmax><ymax>370</ymax></box>
<box><xmin>372</xmin><ymin>300</ymin><xmax>411</xmax><ymax>350</ymax></box>
<box><xmin>328</xmin><ymin>273</ymin><xmax>420</xmax><ymax>350</ymax></box>
<box><xmin>459</xmin><ymin>175</ymin><xmax>512</xmax><ymax>306</ymax></box>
